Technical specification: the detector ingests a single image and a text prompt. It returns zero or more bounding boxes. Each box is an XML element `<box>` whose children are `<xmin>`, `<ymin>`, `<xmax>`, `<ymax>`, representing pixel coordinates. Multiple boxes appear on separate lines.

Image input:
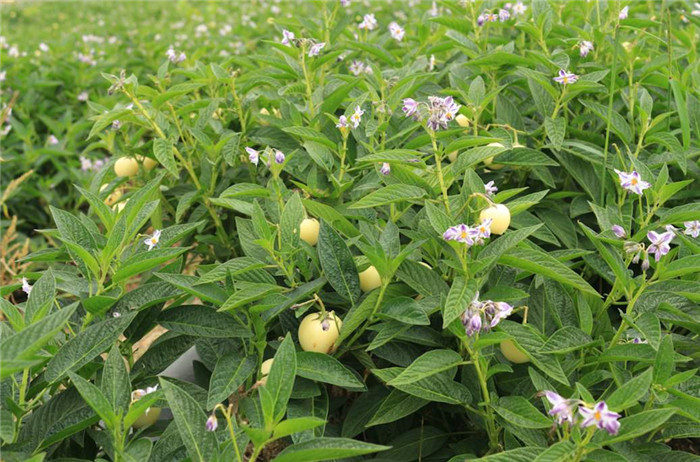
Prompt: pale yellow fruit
<box><xmin>484</xmin><ymin>142</ymin><xmax>505</xmax><ymax>170</ymax></box>
<box><xmin>299</xmin><ymin>218</ymin><xmax>320</xmax><ymax>246</ymax></box>
<box><xmin>113</xmin><ymin>199</ymin><xmax>128</xmax><ymax>213</ymax></box>
<box><xmin>418</xmin><ymin>262</ymin><xmax>432</xmax><ymax>269</ymax></box>
<box><xmin>500</xmin><ymin>340</ymin><xmax>530</xmax><ymax>364</ymax></box>
<box><xmin>448</xmin><ymin>151</ymin><xmax>458</xmax><ymax>163</ymax></box>
<box><xmin>132</xmin><ymin>407</ymin><xmax>161</xmax><ymax>429</ymax></box>
<box><xmin>298</xmin><ymin>311</ymin><xmax>342</xmax><ymax>354</ymax></box>
<box><xmin>100</xmin><ymin>184</ymin><xmax>122</xmax><ymax>206</ymax></box>
<box><xmin>259</xmin><ymin>358</ymin><xmax>274</xmax><ymax>385</ymax></box>
<box><xmin>137</xmin><ymin>155</ymin><xmax>158</xmax><ymax>171</ymax></box>
<box><xmin>359</xmin><ymin>266</ymin><xmax>381</xmax><ymax>292</ymax></box>
<box><xmin>114</xmin><ymin>157</ymin><xmax>139</xmax><ymax>177</ymax></box>
<box><xmin>455</xmin><ymin>114</ymin><xmax>469</xmax><ymax>128</ymax></box>
<box><xmin>480</xmin><ymin>203</ymin><xmax>511</xmax><ymax>235</ymax></box>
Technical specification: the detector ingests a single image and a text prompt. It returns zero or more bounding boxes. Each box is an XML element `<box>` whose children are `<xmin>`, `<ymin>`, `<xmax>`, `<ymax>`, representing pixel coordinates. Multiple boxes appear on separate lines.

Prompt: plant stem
<box><xmin>464</xmin><ymin>341</ymin><xmax>499</xmax><ymax>452</ymax></box>
<box><xmin>430</xmin><ymin>130</ymin><xmax>450</xmax><ymax>216</ymax></box>
<box><xmin>601</xmin><ymin>24</ymin><xmax>619</xmax><ymax>202</ymax></box>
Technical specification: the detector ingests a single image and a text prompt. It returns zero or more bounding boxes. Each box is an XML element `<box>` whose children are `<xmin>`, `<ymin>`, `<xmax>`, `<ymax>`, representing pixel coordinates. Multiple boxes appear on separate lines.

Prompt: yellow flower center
<box><xmin>594</xmin><ymin>411</ymin><xmax>601</xmax><ymax>421</ymax></box>
<box><xmin>460</xmin><ymin>231</ymin><xmax>467</xmax><ymax>239</ymax></box>
<box><xmin>631</xmin><ymin>177</ymin><xmax>638</xmax><ymax>185</ymax></box>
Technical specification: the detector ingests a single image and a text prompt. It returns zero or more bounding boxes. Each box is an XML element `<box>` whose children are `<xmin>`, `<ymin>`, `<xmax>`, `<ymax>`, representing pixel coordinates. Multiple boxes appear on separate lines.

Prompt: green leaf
<box><xmin>0</xmin><ymin>303</ymin><xmax>78</xmax><ymax>379</ymax></box>
<box><xmin>338</xmin><ymin>291</ymin><xmax>379</xmax><ymax>346</ymax></box>
<box><xmin>273</xmin><ymin>417</ymin><xmax>326</xmax><ymax>441</ymax></box>
<box><xmin>498</xmin><ymin>247</ymin><xmax>597</xmax><ymax>295</ymax></box>
<box><xmin>272</xmin><ymin>437</ymin><xmax>389</xmax><ymax>462</ymax></box>
<box><xmin>153</xmin><ymin>138</ymin><xmax>179</xmax><ymax>177</ymax></box>
<box><xmin>378</xmin><ymin>296</ymin><xmax>430</xmax><ymax>325</ymax></box>
<box><xmin>112</xmin><ymin>247</ymin><xmax>188</xmax><ymax>283</ymax></box>
<box><xmin>493</xmin><ymin>396</ymin><xmax>552</xmax><ymax>429</ymax></box>
<box><xmin>495</xmin><ymin>147</ymin><xmax>558</xmax><ymax>167</ymax></box>
<box><xmin>591</xmin><ymin>409</ymin><xmax>676</xmax><ymax>446</ymax></box>
<box><xmin>262</xmin><ymin>334</ymin><xmax>296</xmax><ymax>425</ymax></box>
<box><xmin>374</xmin><ymin>367</ymin><xmax>471</xmax><ymax>405</ymax></box>
<box><xmin>606</xmin><ymin>368</ymin><xmax>653</xmax><ymax>411</ymax></box>
<box><xmin>654</xmin><ymin>334</ymin><xmax>675</xmax><ymax>385</ymax></box>
<box><xmin>349</xmin><ymin>185</ymin><xmax>426</xmax><ymax>209</ymax></box>
<box><xmin>367</xmin><ymin>389</ymin><xmax>428</xmax><ymax>427</ymax></box>
<box><xmin>296</xmin><ymin>352</ymin><xmax>366</xmax><ymax>390</ymax></box>
<box><xmin>388</xmin><ymin>350</ymin><xmax>463</xmax><ymax>386</ymax></box>
<box><xmin>395</xmin><ymin>260</ymin><xmax>449</xmax><ymax>297</ymax></box>
<box><xmin>443</xmin><ymin>277</ymin><xmax>476</xmax><ymax>328</ymax></box>
<box><xmin>539</xmin><ymin>327</ymin><xmax>595</xmax><ymax>354</ymax></box>
<box><xmin>45</xmin><ymin>311</ymin><xmax>137</xmax><ymax>382</ymax></box>
<box><xmin>304</xmin><ymin>141</ymin><xmax>335</xmax><ymax>172</ymax></box>
<box><xmin>474</xmin><ymin>225</ymin><xmax>542</xmax><ymax>273</ymax></box>
<box><xmin>68</xmin><ymin>372</ymin><xmax>116</xmax><ymax>428</ymax></box>
<box><xmin>357</xmin><ymin>149</ymin><xmax>426</xmax><ymax>167</ymax></box>
<box><xmin>160</xmin><ymin>378</ymin><xmax>218</xmax><ymax>462</ymax></box>
<box><xmin>100</xmin><ymin>344</ymin><xmax>131</xmax><ymax>415</ymax></box>
<box><xmin>280</xmin><ymin>192</ymin><xmax>304</xmax><ymax>250</ymax></box>
<box><xmin>317</xmin><ymin>221</ymin><xmax>361</xmax><ymax>305</ymax></box>
<box><xmin>660</xmin><ymin>255</ymin><xmax>700</xmax><ymax>280</ymax></box>
<box><xmin>158</xmin><ymin>305</ymin><xmax>252</xmax><ymax>338</ymax></box>
<box><xmin>207</xmin><ymin>353</ymin><xmax>256</xmax><ymax>410</ymax></box>
<box><xmin>544</xmin><ymin>117</ymin><xmax>566</xmax><ymax>150</ymax></box>
<box><xmin>218</xmin><ymin>282</ymin><xmax>283</xmax><ymax>312</ymax></box>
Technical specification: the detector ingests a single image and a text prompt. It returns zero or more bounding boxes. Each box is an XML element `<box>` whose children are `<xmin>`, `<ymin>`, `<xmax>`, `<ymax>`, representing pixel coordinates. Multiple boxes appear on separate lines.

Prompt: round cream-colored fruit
<box><xmin>359</xmin><ymin>266</ymin><xmax>381</xmax><ymax>293</ymax></box>
<box><xmin>131</xmin><ymin>407</ymin><xmax>161</xmax><ymax>429</ymax></box>
<box><xmin>114</xmin><ymin>157</ymin><xmax>139</xmax><ymax>177</ymax></box>
<box><xmin>500</xmin><ymin>340</ymin><xmax>530</xmax><ymax>364</ymax></box>
<box><xmin>100</xmin><ymin>184</ymin><xmax>122</xmax><ymax>206</ymax></box>
<box><xmin>298</xmin><ymin>311</ymin><xmax>342</xmax><ymax>354</ymax></box>
<box><xmin>484</xmin><ymin>142</ymin><xmax>505</xmax><ymax>170</ymax></box>
<box><xmin>137</xmin><ymin>155</ymin><xmax>158</xmax><ymax>171</ymax></box>
<box><xmin>448</xmin><ymin>151</ymin><xmax>458</xmax><ymax>163</ymax></box>
<box><xmin>455</xmin><ymin>114</ymin><xmax>469</xmax><ymax>128</ymax></box>
<box><xmin>299</xmin><ymin>218</ymin><xmax>320</xmax><ymax>246</ymax></box>
<box><xmin>480</xmin><ymin>203</ymin><xmax>511</xmax><ymax>235</ymax></box>
<box><xmin>259</xmin><ymin>358</ymin><xmax>274</xmax><ymax>385</ymax></box>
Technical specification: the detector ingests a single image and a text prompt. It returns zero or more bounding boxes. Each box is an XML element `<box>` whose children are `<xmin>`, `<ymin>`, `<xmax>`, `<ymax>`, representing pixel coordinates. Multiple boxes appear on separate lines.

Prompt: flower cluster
<box><xmin>349</xmin><ymin>59</ymin><xmax>372</xmax><ymax>76</ymax></box>
<box><xmin>477</xmin><ymin>2</ymin><xmax>526</xmax><ymax>25</ymax></box>
<box><xmin>616</xmin><ymin>225</ymin><xmax>676</xmax><ymax>270</ymax></box>
<box><xmin>79</xmin><ymin>156</ymin><xmax>108</xmax><ymax>172</ymax></box>
<box><xmin>461</xmin><ymin>292</ymin><xmax>513</xmax><ymax>336</ymax></box>
<box><xmin>166</xmin><ymin>46</ymin><xmax>186</xmax><ymax>63</ymax></box>
<box><xmin>543</xmin><ymin>392</ymin><xmax>621</xmax><ymax>435</ymax></box>
<box><xmin>443</xmin><ymin>218</ymin><xmax>492</xmax><ymax>246</ymax></box>
<box><xmin>358</xmin><ymin>13</ymin><xmax>377</xmax><ymax>30</ymax></box>
<box><xmin>245</xmin><ymin>146</ymin><xmax>286</xmax><ymax>167</ymax></box>
<box><xmin>614</xmin><ymin>169</ymin><xmax>650</xmax><ymax>195</ymax></box>
<box><xmin>402</xmin><ymin>96</ymin><xmax>461</xmax><ymax>131</ymax></box>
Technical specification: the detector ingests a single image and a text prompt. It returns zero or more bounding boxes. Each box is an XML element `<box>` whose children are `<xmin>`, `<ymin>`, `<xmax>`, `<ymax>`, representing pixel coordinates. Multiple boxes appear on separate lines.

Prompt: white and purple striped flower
<box><xmin>646</xmin><ymin>230</ymin><xmax>673</xmax><ymax>262</ymax></box>
<box><xmin>484</xmin><ymin>180</ymin><xmax>498</xmax><ymax>197</ymax></box>
<box><xmin>380</xmin><ymin>163</ymin><xmax>391</xmax><ymax>175</ymax></box>
<box><xmin>614</xmin><ymin>169</ymin><xmax>651</xmax><ymax>195</ymax></box>
<box><xmin>308</xmin><ymin>42</ymin><xmax>326</xmax><ymax>57</ymax></box>
<box><xmin>579</xmin><ymin>40</ymin><xmax>594</xmax><ymax>57</ymax></box>
<box><xmin>579</xmin><ymin>401</ymin><xmax>620</xmax><ymax>435</ymax></box>
<box><xmin>281</xmin><ymin>29</ymin><xmax>295</xmax><ymax>46</ymax></box>
<box><xmin>246</xmin><ymin>147</ymin><xmax>260</xmax><ymax>165</ymax></box>
<box><xmin>443</xmin><ymin>224</ymin><xmax>474</xmax><ymax>245</ymax></box>
<box><xmin>544</xmin><ymin>391</ymin><xmax>575</xmax><ymax>425</ymax></box>
<box><xmin>350</xmin><ymin>106</ymin><xmax>364</xmax><ymax>128</ymax></box>
<box><xmin>336</xmin><ymin>115</ymin><xmax>349</xmax><ymax>130</ymax></box>
<box><xmin>22</xmin><ymin>277</ymin><xmax>32</xmax><ymax>297</ymax></box>
<box><xmin>205</xmin><ymin>414</ymin><xmax>218</xmax><ymax>432</ymax></box>
<box><xmin>553</xmin><ymin>69</ymin><xmax>579</xmax><ymax>85</ymax></box>
<box><xmin>619</xmin><ymin>6</ymin><xmax>629</xmax><ymax>20</ymax></box>
<box><xmin>144</xmin><ymin>230</ymin><xmax>162</xmax><ymax>251</ymax></box>
<box><xmin>611</xmin><ymin>225</ymin><xmax>626</xmax><ymax>238</ymax></box>
<box><xmin>684</xmin><ymin>220</ymin><xmax>700</xmax><ymax>238</ymax></box>
<box><xmin>512</xmin><ymin>1</ymin><xmax>527</xmax><ymax>15</ymax></box>
<box><xmin>274</xmin><ymin>149</ymin><xmax>285</xmax><ymax>164</ymax></box>
<box><xmin>358</xmin><ymin>13</ymin><xmax>378</xmax><ymax>30</ymax></box>
<box><xmin>389</xmin><ymin>22</ymin><xmax>405</xmax><ymax>41</ymax></box>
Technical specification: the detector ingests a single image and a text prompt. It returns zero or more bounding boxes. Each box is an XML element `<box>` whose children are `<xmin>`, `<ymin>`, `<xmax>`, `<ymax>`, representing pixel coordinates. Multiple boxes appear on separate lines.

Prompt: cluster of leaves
<box><xmin>2</xmin><ymin>1</ymin><xmax>700</xmax><ymax>461</ymax></box>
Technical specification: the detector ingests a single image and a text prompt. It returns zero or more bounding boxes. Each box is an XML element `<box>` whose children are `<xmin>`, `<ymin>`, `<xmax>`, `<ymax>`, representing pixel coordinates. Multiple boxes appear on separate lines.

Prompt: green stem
<box><xmin>464</xmin><ymin>341</ymin><xmax>499</xmax><ymax>452</ymax></box>
<box><xmin>601</xmin><ymin>24</ymin><xmax>620</xmax><ymax>202</ymax></box>
<box><xmin>430</xmin><ymin>130</ymin><xmax>450</xmax><ymax>216</ymax></box>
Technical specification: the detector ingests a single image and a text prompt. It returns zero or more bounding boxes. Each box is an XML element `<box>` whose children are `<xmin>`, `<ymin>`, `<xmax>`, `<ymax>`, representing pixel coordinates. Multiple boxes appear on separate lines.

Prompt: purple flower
<box><xmin>646</xmin><ymin>230</ymin><xmax>673</xmax><ymax>262</ymax></box>
<box><xmin>484</xmin><ymin>180</ymin><xmax>498</xmax><ymax>196</ymax></box>
<box><xmin>350</xmin><ymin>106</ymin><xmax>364</xmax><ymax>128</ymax></box>
<box><xmin>144</xmin><ymin>230</ymin><xmax>162</xmax><ymax>251</ymax></box>
<box><xmin>22</xmin><ymin>277</ymin><xmax>32</xmax><ymax>297</ymax></box>
<box><xmin>470</xmin><ymin>218</ymin><xmax>492</xmax><ymax>245</ymax></box>
<box><xmin>619</xmin><ymin>6</ymin><xmax>629</xmax><ymax>20</ymax></box>
<box><xmin>358</xmin><ymin>14</ymin><xmax>377</xmax><ymax>30</ymax></box>
<box><xmin>274</xmin><ymin>149</ymin><xmax>285</xmax><ymax>164</ymax></box>
<box><xmin>579</xmin><ymin>401</ymin><xmax>620</xmax><ymax>435</ymax></box>
<box><xmin>402</xmin><ymin>98</ymin><xmax>419</xmax><ymax>118</ymax></box>
<box><xmin>611</xmin><ymin>225</ymin><xmax>626</xmax><ymax>238</ymax></box>
<box><xmin>166</xmin><ymin>47</ymin><xmax>186</xmax><ymax>63</ymax></box>
<box><xmin>477</xmin><ymin>14</ymin><xmax>486</xmax><ymax>26</ymax></box>
<box><xmin>443</xmin><ymin>224</ymin><xmax>474</xmax><ymax>245</ymax></box>
<box><xmin>340</xmin><ymin>0</ymin><xmax>350</xmax><ymax>6</ymax></box>
<box><xmin>544</xmin><ymin>391</ymin><xmax>575</xmax><ymax>424</ymax></box>
<box><xmin>205</xmin><ymin>414</ymin><xmax>218</xmax><ymax>432</ymax></box>
<box><xmin>380</xmin><ymin>162</ymin><xmax>391</xmax><ymax>175</ymax></box>
<box><xmin>112</xmin><ymin>120</ymin><xmax>121</xmax><ymax>131</ymax></box>
<box><xmin>464</xmin><ymin>311</ymin><xmax>482</xmax><ymax>336</ymax></box>
<box><xmin>349</xmin><ymin>60</ymin><xmax>370</xmax><ymax>76</ymax></box>
<box><xmin>553</xmin><ymin>69</ymin><xmax>579</xmax><ymax>85</ymax></box>
<box><xmin>631</xmin><ymin>337</ymin><xmax>647</xmax><ymax>344</ymax></box>
<box><xmin>579</xmin><ymin>40</ymin><xmax>594</xmax><ymax>57</ymax></box>
<box><xmin>308</xmin><ymin>42</ymin><xmax>325</xmax><ymax>57</ymax></box>
<box><xmin>488</xmin><ymin>301</ymin><xmax>512</xmax><ymax>328</ymax></box>
<box><xmin>281</xmin><ymin>29</ymin><xmax>295</xmax><ymax>46</ymax></box>
<box><xmin>77</xmin><ymin>91</ymin><xmax>89</xmax><ymax>102</ymax></box>
<box><xmin>683</xmin><ymin>220</ymin><xmax>700</xmax><ymax>238</ymax></box>
<box><xmin>614</xmin><ymin>169</ymin><xmax>650</xmax><ymax>195</ymax></box>
<box><xmin>336</xmin><ymin>115</ymin><xmax>349</xmax><ymax>129</ymax></box>
<box><xmin>425</xmin><ymin>96</ymin><xmax>461</xmax><ymax>131</ymax></box>
<box><xmin>389</xmin><ymin>22</ymin><xmax>405</xmax><ymax>41</ymax></box>
<box><xmin>47</xmin><ymin>135</ymin><xmax>59</xmax><ymax>145</ymax></box>
<box><xmin>498</xmin><ymin>9</ymin><xmax>511</xmax><ymax>21</ymax></box>
<box><xmin>246</xmin><ymin>147</ymin><xmax>260</xmax><ymax>165</ymax></box>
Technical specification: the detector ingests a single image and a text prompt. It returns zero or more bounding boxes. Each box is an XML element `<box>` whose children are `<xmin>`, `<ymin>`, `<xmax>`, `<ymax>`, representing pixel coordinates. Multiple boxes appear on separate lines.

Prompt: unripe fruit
<box><xmin>455</xmin><ymin>114</ymin><xmax>469</xmax><ymax>128</ymax></box>
<box><xmin>113</xmin><ymin>199</ymin><xmax>128</xmax><ymax>213</ymax></box>
<box><xmin>299</xmin><ymin>218</ymin><xmax>320</xmax><ymax>246</ymax></box>
<box><xmin>484</xmin><ymin>142</ymin><xmax>505</xmax><ymax>170</ymax></box>
<box><xmin>114</xmin><ymin>157</ymin><xmax>139</xmax><ymax>177</ymax></box>
<box><xmin>131</xmin><ymin>407</ymin><xmax>161</xmax><ymax>429</ymax></box>
<box><xmin>448</xmin><ymin>151</ymin><xmax>458</xmax><ymax>163</ymax></box>
<box><xmin>500</xmin><ymin>340</ymin><xmax>530</xmax><ymax>364</ymax></box>
<box><xmin>479</xmin><ymin>203</ymin><xmax>511</xmax><ymax>235</ymax></box>
<box><xmin>137</xmin><ymin>155</ymin><xmax>158</xmax><ymax>171</ymax></box>
<box><xmin>100</xmin><ymin>184</ymin><xmax>122</xmax><ymax>206</ymax></box>
<box><xmin>259</xmin><ymin>358</ymin><xmax>274</xmax><ymax>385</ymax></box>
<box><xmin>359</xmin><ymin>266</ymin><xmax>381</xmax><ymax>292</ymax></box>
<box><xmin>298</xmin><ymin>311</ymin><xmax>342</xmax><ymax>354</ymax></box>
<box><xmin>418</xmin><ymin>261</ymin><xmax>432</xmax><ymax>269</ymax></box>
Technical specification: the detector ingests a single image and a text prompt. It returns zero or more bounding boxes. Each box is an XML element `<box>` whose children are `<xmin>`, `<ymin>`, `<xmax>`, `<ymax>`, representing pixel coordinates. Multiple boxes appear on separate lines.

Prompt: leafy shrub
<box><xmin>2</xmin><ymin>1</ymin><xmax>700</xmax><ymax>461</ymax></box>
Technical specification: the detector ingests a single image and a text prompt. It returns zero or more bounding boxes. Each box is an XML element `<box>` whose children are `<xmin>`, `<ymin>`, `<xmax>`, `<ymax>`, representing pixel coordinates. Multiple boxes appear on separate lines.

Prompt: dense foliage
<box><xmin>2</xmin><ymin>1</ymin><xmax>700</xmax><ymax>461</ymax></box>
